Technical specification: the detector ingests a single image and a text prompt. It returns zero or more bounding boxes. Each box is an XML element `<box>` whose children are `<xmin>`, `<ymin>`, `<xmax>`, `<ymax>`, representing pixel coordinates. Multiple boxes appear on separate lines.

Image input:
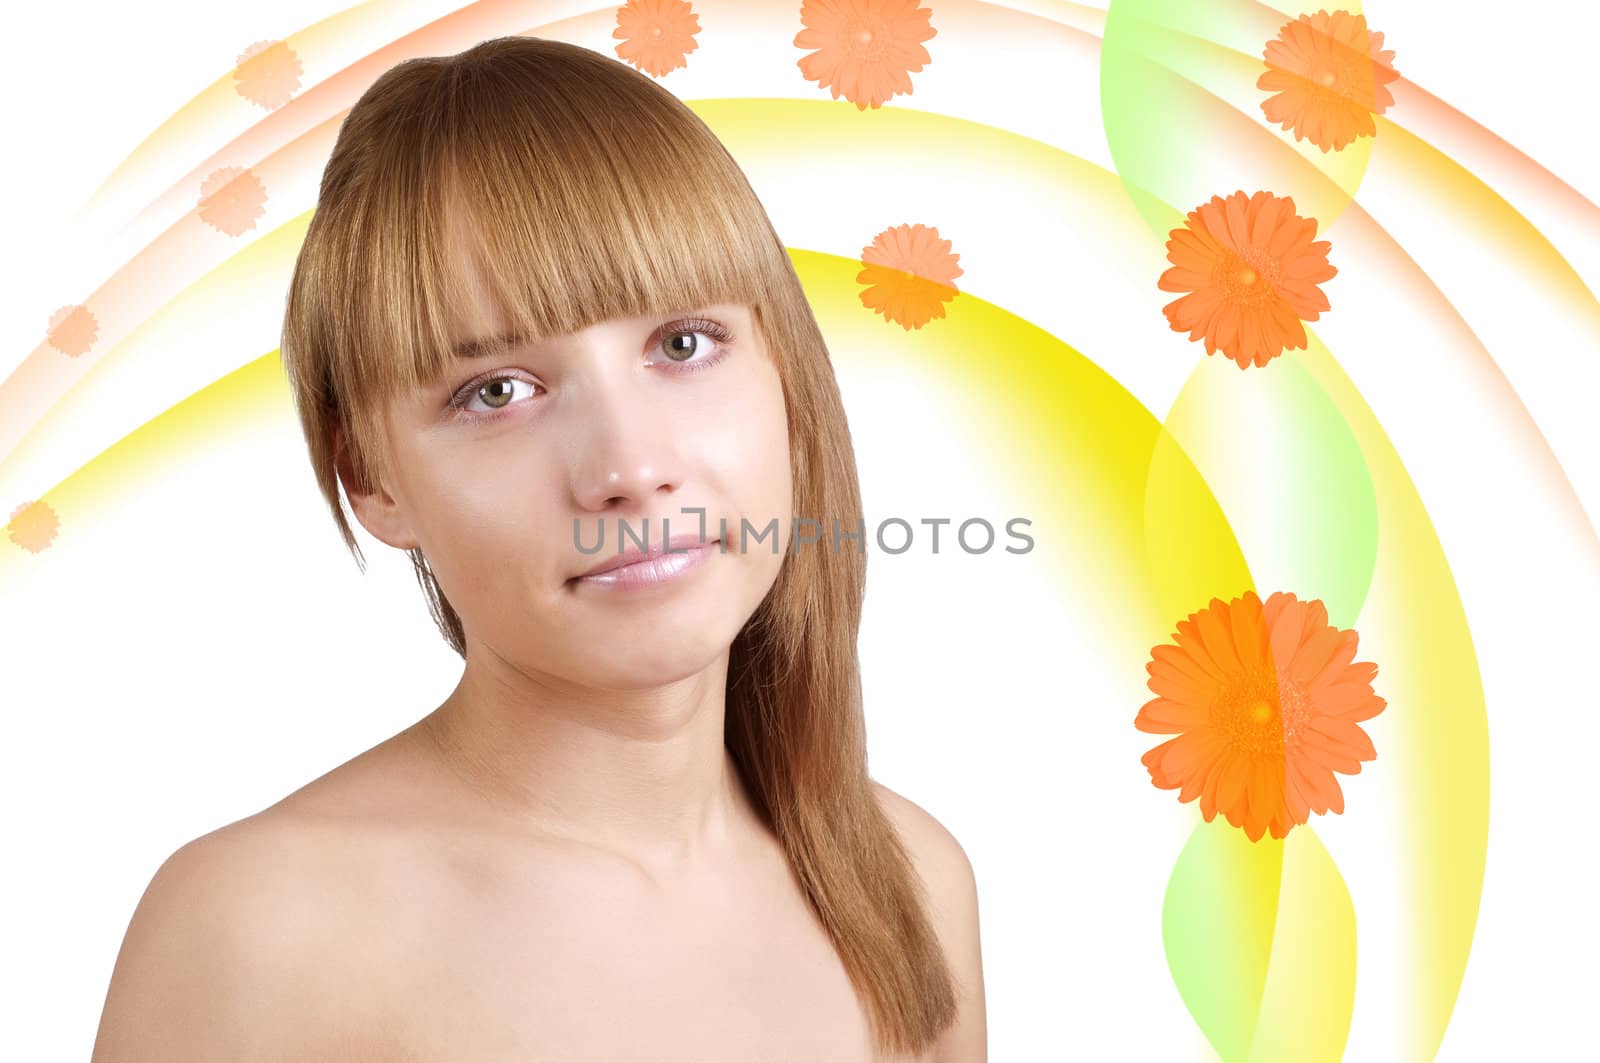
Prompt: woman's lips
<box><xmin>572</xmin><ymin>540</ymin><xmax>720</xmax><ymax>590</ymax></box>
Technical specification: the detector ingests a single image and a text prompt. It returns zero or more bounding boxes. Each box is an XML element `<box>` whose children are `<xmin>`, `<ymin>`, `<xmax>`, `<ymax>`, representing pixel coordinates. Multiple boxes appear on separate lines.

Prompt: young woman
<box><xmin>92</xmin><ymin>35</ymin><xmax>984</xmax><ymax>1062</ymax></box>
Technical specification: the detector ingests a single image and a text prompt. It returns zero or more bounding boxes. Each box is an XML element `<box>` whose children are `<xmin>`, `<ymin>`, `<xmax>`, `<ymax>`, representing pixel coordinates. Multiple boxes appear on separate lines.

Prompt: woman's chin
<box><xmin>567</xmin><ymin>651</ymin><xmax>728</xmax><ymax>694</ymax></box>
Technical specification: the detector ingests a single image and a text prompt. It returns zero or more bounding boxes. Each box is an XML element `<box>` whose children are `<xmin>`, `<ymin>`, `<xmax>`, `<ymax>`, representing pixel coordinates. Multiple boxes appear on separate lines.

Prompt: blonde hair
<box><xmin>278</xmin><ymin>34</ymin><xmax>957</xmax><ymax>1055</ymax></box>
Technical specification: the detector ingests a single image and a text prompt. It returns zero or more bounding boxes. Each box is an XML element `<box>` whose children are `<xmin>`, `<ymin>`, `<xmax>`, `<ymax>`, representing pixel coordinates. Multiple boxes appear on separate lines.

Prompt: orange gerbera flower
<box><xmin>1158</xmin><ymin>190</ymin><xmax>1337</xmax><ymax>369</ymax></box>
<box><xmin>794</xmin><ymin>0</ymin><xmax>937</xmax><ymax>111</ymax></box>
<box><xmin>46</xmin><ymin>304</ymin><xmax>98</xmax><ymax>357</ymax></box>
<box><xmin>7</xmin><ymin>499</ymin><xmax>60</xmax><ymax>553</ymax></box>
<box><xmin>613</xmin><ymin>0</ymin><xmax>701</xmax><ymax>78</ymax></box>
<box><xmin>233</xmin><ymin>39</ymin><xmax>303</xmax><ymax>111</ymax></box>
<box><xmin>1257</xmin><ymin>8</ymin><xmax>1400</xmax><ymax>153</ymax></box>
<box><xmin>1135</xmin><ymin>591</ymin><xmax>1385</xmax><ymax>843</ymax></box>
<box><xmin>197</xmin><ymin>165</ymin><xmax>267</xmax><ymax>237</ymax></box>
<box><xmin>857</xmin><ymin>222</ymin><xmax>963</xmax><ymax>329</ymax></box>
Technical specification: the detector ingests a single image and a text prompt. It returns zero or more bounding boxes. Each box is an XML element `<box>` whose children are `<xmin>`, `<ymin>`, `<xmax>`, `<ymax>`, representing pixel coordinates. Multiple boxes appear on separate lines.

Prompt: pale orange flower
<box><xmin>46</xmin><ymin>304</ymin><xmax>98</xmax><ymax>358</ymax></box>
<box><xmin>613</xmin><ymin>0</ymin><xmax>700</xmax><ymax>78</ymax></box>
<box><xmin>7</xmin><ymin>500</ymin><xmax>60</xmax><ymax>553</ymax></box>
<box><xmin>197</xmin><ymin>165</ymin><xmax>267</xmax><ymax>237</ymax></box>
<box><xmin>233</xmin><ymin>40</ymin><xmax>303</xmax><ymax>111</ymax></box>
<box><xmin>1136</xmin><ymin>591</ymin><xmax>1386</xmax><ymax>843</ymax></box>
<box><xmin>1158</xmin><ymin>190</ymin><xmax>1336</xmax><ymax>369</ymax></box>
<box><xmin>794</xmin><ymin>0</ymin><xmax>936</xmax><ymax>111</ymax></box>
<box><xmin>857</xmin><ymin>223</ymin><xmax>963</xmax><ymax>330</ymax></box>
<box><xmin>1257</xmin><ymin>9</ymin><xmax>1400</xmax><ymax>153</ymax></box>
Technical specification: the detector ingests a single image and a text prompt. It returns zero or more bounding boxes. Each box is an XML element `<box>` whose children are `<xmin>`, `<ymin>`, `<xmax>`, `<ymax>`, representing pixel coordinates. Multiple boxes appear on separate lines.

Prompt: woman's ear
<box><xmin>332</xmin><ymin>423</ymin><xmax>421</xmax><ymax>551</ymax></box>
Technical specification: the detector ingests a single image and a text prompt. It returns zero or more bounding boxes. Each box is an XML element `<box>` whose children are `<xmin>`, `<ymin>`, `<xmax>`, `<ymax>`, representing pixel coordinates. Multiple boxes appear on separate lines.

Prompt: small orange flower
<box><xmin>46</xmin><ymin>304</ymin><xmax>99</xmax><ymax>358</ymax></box>
<box><xmin>233</xmin><ymin>40</ymin><xmax>303</xmax><ymax>111</ymax></box>
<box><xmin>613</xmin><ymin>0</ymin><xmax>700</xmax><ymax>78</ymax></box>
<box><xmin>1257</xmin><ymin>8</ymin><xmax>1400</xmax><ymax>153</ymax></box>
<box><xmin>794</xmin><ymin>0</ymin><xmax>936</xmax><ymax>111</ymax></box>
<box><xmin>857</xmin><ymin>223</ymin><xmax>963</xmax><ymax>329</ymax></box>
<box><xmin>197</xmin><ymin>165</ymin><xmax>267</xmax><ymax>237</ymax></box>
<box><xmin>1158</xmin><ymin>190</ymin><xmax>1336</xmax><ymax>369</ymax></box>
<box><xmin>1135</xmin><ymin>591</ymin><xmax>1386</xmax><ymax>843</ymax></box>
<box><xmin>7</xmin><ymin>500</ymin><xmax>60</xmax><ymax>553</ymax></box>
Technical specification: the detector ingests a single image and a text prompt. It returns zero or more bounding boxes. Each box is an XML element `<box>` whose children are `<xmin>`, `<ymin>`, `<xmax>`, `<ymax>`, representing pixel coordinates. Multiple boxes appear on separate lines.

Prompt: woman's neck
<box><xmin>414</xmin><ymin>647</ymin><xmax>763</xmax><ymax>878</ymax></box>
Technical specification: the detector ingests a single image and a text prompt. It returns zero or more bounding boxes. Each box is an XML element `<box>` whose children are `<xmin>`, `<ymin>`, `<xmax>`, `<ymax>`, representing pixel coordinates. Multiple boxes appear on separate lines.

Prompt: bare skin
<box><xmin>274</xmin><ymin>723</ymin><xmax>903</xmax><ymax>1061</ymax></box>
<box><xmin>91</xmin><ymin>715</ymin><xmax>967</xmax><ymax>1061</ymax></box>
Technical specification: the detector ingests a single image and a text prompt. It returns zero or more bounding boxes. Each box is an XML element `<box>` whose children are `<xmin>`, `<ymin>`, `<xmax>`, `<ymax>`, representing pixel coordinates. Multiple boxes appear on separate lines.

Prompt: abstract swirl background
<box><xmin>3</xmin><ymin>1</ymin><xmax>1596</xmax><ymax>1060</ymax></box>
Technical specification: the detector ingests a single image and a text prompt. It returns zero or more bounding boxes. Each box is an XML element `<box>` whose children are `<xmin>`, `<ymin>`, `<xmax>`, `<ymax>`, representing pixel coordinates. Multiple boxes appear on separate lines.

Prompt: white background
<box><xmin>3</xmin><ymin>2</ymin><xmax>1597</xmax><ymax>1060</ymax></box>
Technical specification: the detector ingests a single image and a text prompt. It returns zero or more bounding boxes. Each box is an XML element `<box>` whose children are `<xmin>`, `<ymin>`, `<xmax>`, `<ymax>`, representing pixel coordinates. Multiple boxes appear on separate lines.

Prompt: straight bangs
<box><xmin>330</xmin><ymin>38</ymin><xmax>790</xmax><ymax>496</ymax></box>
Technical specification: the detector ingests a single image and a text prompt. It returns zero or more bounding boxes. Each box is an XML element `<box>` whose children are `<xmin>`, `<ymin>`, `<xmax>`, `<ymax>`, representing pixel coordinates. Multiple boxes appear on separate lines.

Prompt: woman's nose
<box><xmin>568</xmin><ymin>374</ymin><xmax>687</xmax><ymax>513</ymax></box>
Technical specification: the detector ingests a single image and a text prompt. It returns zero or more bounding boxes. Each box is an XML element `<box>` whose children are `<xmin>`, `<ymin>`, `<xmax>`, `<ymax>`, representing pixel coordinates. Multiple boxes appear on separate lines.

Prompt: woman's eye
<box><xmin>448</xmin><ymin>319</ymin><xmax>732</xmax><ymax>420</ymax></box>
<box><xmin>649</xmin><ymin>319</ymin><xmax>734</xmax><ymax>372</ymax></box>
<box><xmin>450</xmin><ymin>375</ymin><xmax>538</xmax><ymax>417</ymax></box>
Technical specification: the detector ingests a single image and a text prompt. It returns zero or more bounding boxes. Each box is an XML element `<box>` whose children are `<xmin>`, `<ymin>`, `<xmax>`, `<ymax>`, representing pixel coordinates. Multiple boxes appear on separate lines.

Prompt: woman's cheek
<box><xmin>720</xmin><ymin>367</ymin><xmax>789</xmax><ymax>488</ymax></box>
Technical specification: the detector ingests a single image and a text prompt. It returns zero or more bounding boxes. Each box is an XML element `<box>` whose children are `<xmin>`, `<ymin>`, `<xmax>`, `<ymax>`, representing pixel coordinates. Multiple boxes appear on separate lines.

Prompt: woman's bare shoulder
<box><xmin>869</xmin><ymin>782</ymin><xmax>968</xmax><ymax>868</ymax></box>
<box><xmin>90</xmin><ymin>812</ymin><xmax>342</xmax><ymax>1060</ymax></box>
<box><xmin>91</xmin><ymin>753</ymin><xmax>423</xmax><ymax>1063</ymax></box>
<box><xmin>868</xmin><ymin>780</ymin><xmax>988</xmax><ymax>1063</ymax></box>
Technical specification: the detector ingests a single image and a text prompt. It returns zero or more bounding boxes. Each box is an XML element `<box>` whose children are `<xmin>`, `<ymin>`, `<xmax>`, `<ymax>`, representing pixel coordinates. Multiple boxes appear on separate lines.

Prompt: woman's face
<box><xmin>350</xmin><ymin>263</ymin><xmax>793</xmax><ymax>691</ymax></box>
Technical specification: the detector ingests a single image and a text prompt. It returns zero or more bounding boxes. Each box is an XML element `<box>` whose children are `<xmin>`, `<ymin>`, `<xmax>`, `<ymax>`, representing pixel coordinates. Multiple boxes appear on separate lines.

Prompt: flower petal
<box><xmin>1224</xmin><ymin>192</ymin><xmax>1253</xmax><ymax>251</ymax></box>
<box><xmin>1136</xmin><ymin>694</ymin><xmax>1202</xmax><ymax>734</ymax></box>
<box><xmin>1307</xmin><ymin>716</ymin><xmax>1379</xmax><ymax>760</ymax></box>
<box><xmin>1194</xmin><ymin>599</ymin><xmax>1244</xmax><ymax>676</ymax></box>
<box><xmin>1318</xmin><ymin>682</ymin><xmax>1386</xmax><ymax>722</ymax></box>
<box><xmin>1291</xmin><ymin>624</ymin><xmax>1347</xmax><ymax>684</ymax></box>
<box><xmin>1151</xmin><ymin>643</ymin><xmax>1218</xmax><ymax>689</ymax></box>
<box><xmin>1307</xmin><ymin>633</ymin><xmax>1361</xmax><ymax>686</ymax></box>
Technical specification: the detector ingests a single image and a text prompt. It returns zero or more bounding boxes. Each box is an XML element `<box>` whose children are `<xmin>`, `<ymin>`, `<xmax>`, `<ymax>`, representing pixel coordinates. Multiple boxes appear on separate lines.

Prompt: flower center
<box><xmin>1313</xmin><ymin>52</ymin><xmax>1382</xmax><ymax>108</ymax></box>
<box><xmin>650</xmin><ymin>24</ymin><xmax>663</xmax><ymax>38</ymax></box>
<box><xmin>848</xmin><ymin>21</ymin><xmax>887</xmax><ymax>59</ymax></box>
<box><xmin>1218</xmin><ymin>249</ymin><xmax>1279</xmax><ymax>305</ymax></box>
<box><xmin>1218</xmin><ymin>671</ymin><xmax>1314</xmax><ymax>757</ymax></box>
